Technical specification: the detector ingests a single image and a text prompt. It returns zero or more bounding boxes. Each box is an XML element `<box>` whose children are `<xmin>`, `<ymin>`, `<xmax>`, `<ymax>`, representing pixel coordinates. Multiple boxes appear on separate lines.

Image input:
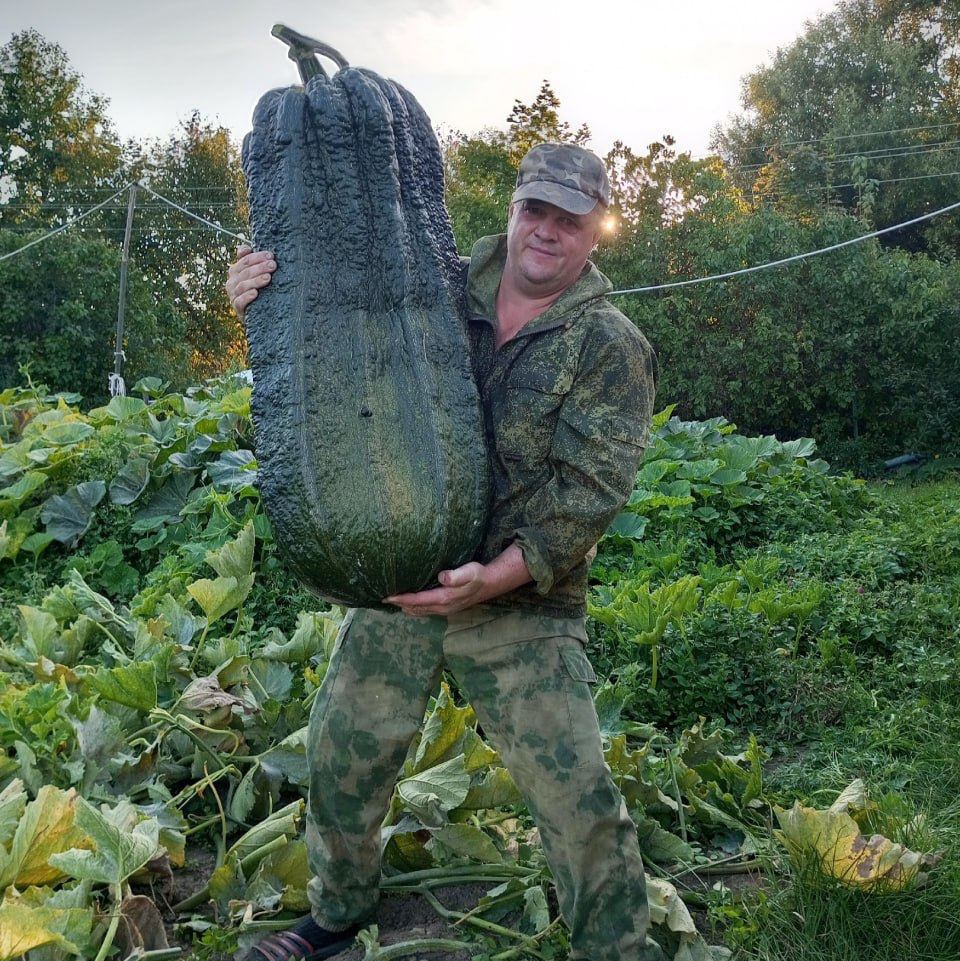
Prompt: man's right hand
<box><xmin>226</xmin><ymin>244</ymin><xmax>277</xmax><ymax>320</ymax></box>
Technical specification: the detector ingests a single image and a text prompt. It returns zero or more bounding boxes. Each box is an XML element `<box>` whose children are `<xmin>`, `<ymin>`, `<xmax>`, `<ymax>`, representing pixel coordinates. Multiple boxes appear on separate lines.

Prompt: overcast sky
<box><xmin>2</xmin><ymin>0</ymin><xmax>836</xmax><ymax>157</ymax></box>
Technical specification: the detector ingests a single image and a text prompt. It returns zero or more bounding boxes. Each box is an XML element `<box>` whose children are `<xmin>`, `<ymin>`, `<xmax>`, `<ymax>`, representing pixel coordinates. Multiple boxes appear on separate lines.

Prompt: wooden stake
<box><xmin>111</xmin><ymin>182</ymin><xmax>138</xmax><ymax>396</ymax></box>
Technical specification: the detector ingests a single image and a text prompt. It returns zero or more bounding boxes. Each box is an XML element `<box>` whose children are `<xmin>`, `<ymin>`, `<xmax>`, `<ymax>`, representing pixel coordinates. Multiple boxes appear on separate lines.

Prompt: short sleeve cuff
<box><xmin>510</xmin><ymin>526</ymin><xmax>555</xmax><ymax>595</ymax></box>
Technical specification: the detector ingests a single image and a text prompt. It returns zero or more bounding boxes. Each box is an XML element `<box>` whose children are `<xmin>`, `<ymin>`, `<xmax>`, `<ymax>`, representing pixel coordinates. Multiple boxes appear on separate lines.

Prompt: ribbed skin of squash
<box><xmin>241</xmin><ymin>67</ymin><xmax>490</xmax><ymax>608</ymax></box>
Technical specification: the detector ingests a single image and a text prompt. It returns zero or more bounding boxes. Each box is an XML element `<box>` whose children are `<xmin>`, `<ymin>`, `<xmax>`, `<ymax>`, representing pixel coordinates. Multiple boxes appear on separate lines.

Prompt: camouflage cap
<box><xmin>512</xmin><ymin>143</ymin><xmax>611</xmax><ymax>215</ymax></box>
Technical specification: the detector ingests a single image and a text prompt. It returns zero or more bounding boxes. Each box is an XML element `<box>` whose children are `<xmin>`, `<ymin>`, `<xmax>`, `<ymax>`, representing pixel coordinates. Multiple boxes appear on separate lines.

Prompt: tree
<box><xmin>711</xmin><ymin>0</ymin><xmax>960</xmax><ymax>253</ymax></box>
<box><xmin>124</xmin><ymin>111</ymin><xmax>249</xmax><ymax>379</ymax></box>
<box><xmin>0</xmin><ymin>229</ymin><xmax>189</xmax><ymax>401</ymax></box>
<box><xmin>505</xmin><ymin>80</ymin><xmax>590</xmax><ymax>164</ymax></box>
<box><xmin>0</xmin><ymin>30</ymin><xmax>123</xmax><ymax>225</ymax></box>
<box><xmin>443</xmin><ymin>80</ymin><xmax>592</xmax><ymax>253</ymax></box>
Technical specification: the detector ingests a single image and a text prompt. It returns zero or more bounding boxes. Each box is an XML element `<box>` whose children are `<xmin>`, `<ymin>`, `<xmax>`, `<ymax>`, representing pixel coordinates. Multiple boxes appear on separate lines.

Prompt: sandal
<box><xmin>240</xmin><ymin>918</ymin><xmax>361</xmax><ymax>961</ymax></box>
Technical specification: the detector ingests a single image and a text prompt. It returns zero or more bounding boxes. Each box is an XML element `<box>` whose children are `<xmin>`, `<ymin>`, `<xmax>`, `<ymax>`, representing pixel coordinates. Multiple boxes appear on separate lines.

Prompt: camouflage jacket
<box><xmin>464</xmin><ymin>234</ymin><xmax>659</xmax><ymax>618</ymax></box>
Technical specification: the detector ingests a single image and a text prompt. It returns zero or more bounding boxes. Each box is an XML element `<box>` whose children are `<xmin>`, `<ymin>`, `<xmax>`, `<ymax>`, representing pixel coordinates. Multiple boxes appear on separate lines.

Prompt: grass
<box><xmin>721</xmin><ymin>475</ymin><xmax>960</xmax><ymax>961</ymax></box>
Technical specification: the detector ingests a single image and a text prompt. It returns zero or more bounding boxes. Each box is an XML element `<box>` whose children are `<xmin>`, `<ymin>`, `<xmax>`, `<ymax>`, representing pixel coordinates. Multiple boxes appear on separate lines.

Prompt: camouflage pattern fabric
<box><xmin>464</xmin><ymin>234</ymin><xmax>659</xmax><ymax>619</ymax></box>
<box><xmin>512</xmin><ymin>142</ymin><xmax>613</xmax><ymax>214</ymax></box>
<box><xmin>305</xmin><ymin>604</ymin><xmax>665</xmax><ymax>960</ymax></box>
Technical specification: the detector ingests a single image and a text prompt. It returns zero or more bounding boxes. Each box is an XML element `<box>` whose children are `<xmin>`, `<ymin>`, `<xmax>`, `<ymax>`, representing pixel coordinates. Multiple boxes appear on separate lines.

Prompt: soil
<box><xmin>327</xmin><ymin>884</ymin><xmax>491</xmax><ymax>961</ymax></box>
<box><xmin>164</xmin><ymin>857</ymin><xmax>493</xmax><ymax>960</ymax></box>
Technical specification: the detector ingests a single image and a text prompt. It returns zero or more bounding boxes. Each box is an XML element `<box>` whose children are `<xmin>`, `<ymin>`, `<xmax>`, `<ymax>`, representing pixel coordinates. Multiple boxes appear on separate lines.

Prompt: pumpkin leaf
<box><xmin>207</xmin><ymin>449</ymin><xmax>258</xmax><ymax>491</ymax></box>
<box><xmin>103</xmin><ymin>395</ymin><xmax>148</xmax><ymax>422</ymax></box>
<box><xmin>40</xmin><ymin>481</ymin><xmax>106</xmax><ymax>546</ymax></box>
<box><xmin>259</xmin><ymin>611</ymin><xmax>341</xmax><ymax>663</ymax></box>
<box><xmin>0</xmin><ymin>471</ymin><xmax>47</xmax><ymax>512</ymax></box>
<box><xmin>132</xmin><ymin>473</ymin><xmax>195</xmax><ymax>531</ymax></box>
<box><xmin>42</xmin><ymin>422</ymin><xmax>95</xmax><ymax>447</ymax></box>
<box><xmin>430</xmin><ymin>823</ymin><xmax>502</xmax><ymax>863</ymax></box>
<box><xmin>0</xmin><ymin>780</ymin><xmax>27</xmax><ymax>848</ymax></box>
<box><xmin>396</xmin><ymin>754</ymin><xmax>471</xmax><ymax>827</ymax></box>
<box><xmin>0</xmin><ymin>901</ymin><xmax>88</xmax><ymax>960</ymax></box>
<box><xmin>774</xmin><ymin>787</ymin><xmax>942</xmax><ymax>890</ymax></box>
<box><xmin>109</xmin><ymin>457</ymin><xmax>152</xmax><ymax>505</ymax></box>
<box><xmin>17</xmin><ymin>605</ymin><xmax>60</xmax><ymax>660</ymax></box>
<box><xmin>85</xmin><ymin>661</ymin><xmax>158</xmax><ymax>711</ymax></box>
<box><xmin>187</xmin><ymin>574</ymin><xmax>255</xmax><ymax>625</ymax></box>
<box><xmin>414</xmin><ymin>683</ymin><xmax>472</xmax><ymax>773</ymax></box>
<box><xmin>205</xmin><ymin>520</ymin><xmax>255</xmax><ymax>579</ymax></box>
<box><xmin>49</xmin><ymin>797</ymin><xmax>161</xmax><ymax>886</ymax></box>
<box><xmin>0</xmin><ymin>786</ymin><xmax>90</xmax><ymax>889</ymax></box>
<box><xmin>20</xmin><ymin>531</ymin><xmax>56</xmax><ymax>559</ymax></box>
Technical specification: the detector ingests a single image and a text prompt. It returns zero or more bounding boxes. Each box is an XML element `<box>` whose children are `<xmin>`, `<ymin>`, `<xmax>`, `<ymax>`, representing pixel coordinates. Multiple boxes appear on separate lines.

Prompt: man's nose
<box><xmin>534</xmin><ymin>217</ymin><xmax>559</xmax><ymax>241</ymax></box>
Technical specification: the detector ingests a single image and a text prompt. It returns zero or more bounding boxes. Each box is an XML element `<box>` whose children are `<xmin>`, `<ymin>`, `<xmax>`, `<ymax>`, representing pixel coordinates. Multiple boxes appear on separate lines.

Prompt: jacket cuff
<box><xmin>510</xmin><ymin>526</ymin><xmax>554</xmax><ymax>595</ymax></box>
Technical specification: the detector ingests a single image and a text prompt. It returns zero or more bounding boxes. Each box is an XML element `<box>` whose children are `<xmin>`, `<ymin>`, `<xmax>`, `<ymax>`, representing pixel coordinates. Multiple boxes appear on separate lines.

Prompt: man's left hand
<box><xmin>383</xmin><ymin>562</ymin><xmax>489</xmax><ymax>616</ymax></box>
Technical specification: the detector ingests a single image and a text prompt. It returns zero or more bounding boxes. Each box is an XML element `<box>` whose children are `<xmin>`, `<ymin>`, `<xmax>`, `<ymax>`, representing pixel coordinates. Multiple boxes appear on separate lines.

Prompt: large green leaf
<box><xmin>207</xmin><ymin>449</ymin><xmax>257</xmax><ymax>491</ymax></box>
<box><xmin>259</xmin><ymin>612</ymin><xmax>341</xmax><ymax>663</ymax></box>
<box><xmin>102</xmin><ymin>395</ymin><xmax>148</xmax><ymax>422</ymax></box>
<box><xmin>606</xmin><ymin>511</ymin><xmax>648</xmax><ymax>539</ymax></box>
<box><xmin>187</xmin><ymin>574</ymin><xmax>255</xmax><ymax>625</ymax></box>
<box><xmin>40</xmin><ymin>481</ymin><xmax>106</xmax><ymax>546</ymax></box>
<box><xmin>461</xmin><ymin>768</ymin><xmax>522</xmax><ymax>810</ymax></box>
<box><xmin>0</xmin><ymin>471</ymin><xmax>47</xmax><ymax>512</ymax></box>
<box><xmin>86</xmin><ymin>661</ymin><xmax>158</xmax><ymax>711</ymax></box>
<box><xmin>109</xmin><ymin>457</ymin><xmax>152</xmax><ymax>506</ymax></box>
<box><xmin>17</xmin><ymin>605</ymin><xmax>60</xmax><ymax>660</ymax></box>
<box><xmin>397</xmin><ymin>755</ymin><xmax>471</xmax><ymax>827</ymax></box>
<box><xmin>430</xmin><ymin>824</ymin><xmax>502</xmax><ymax>863</ymax></box>
<box><xmin>49</xmin><ymin>797</ymin><xmax>160</xmax><ymax>886</ymax></box>
<box><xmin>132</xmin><ymin>473</ymin><xmax>195</xmax><ymax>531</ymax></box>
<box><xmin>205</xmin><ymin>520</ymin><xmax>255</xmax><ymax>578</ymax></box>
<box><xmin>42</xmin><ymin>423</ymin><xmax>95</xmax><ymax>447</ymax></box>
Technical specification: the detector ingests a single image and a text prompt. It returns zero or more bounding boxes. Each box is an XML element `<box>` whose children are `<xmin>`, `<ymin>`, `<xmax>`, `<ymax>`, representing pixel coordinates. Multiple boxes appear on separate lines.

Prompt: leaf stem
<box><xmin>93</xmin><ymin>884</ymin><xmax>124</xmax><ymax>961</ymax></box>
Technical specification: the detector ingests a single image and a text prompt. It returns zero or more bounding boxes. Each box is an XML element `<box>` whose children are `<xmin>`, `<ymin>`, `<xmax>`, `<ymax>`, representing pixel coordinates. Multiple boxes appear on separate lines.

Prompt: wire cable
<box><xmin>0</xmin><ymin>184</ymin><xmax>132</xmax><ymax>263</ymax></box>
<box><xmin>135</xmin><ymin>183</ymin><xmax>249</xmax><ymax>243</ymax></box>
<box><xmin>761</xmin><ymin>120</ymin><xmax>960</xmax><ymax>150</ymax></box>
<box><xmin>606</xmin><ymin>197</ymin><xmax>960</xmax><ymax>297</ymax></box>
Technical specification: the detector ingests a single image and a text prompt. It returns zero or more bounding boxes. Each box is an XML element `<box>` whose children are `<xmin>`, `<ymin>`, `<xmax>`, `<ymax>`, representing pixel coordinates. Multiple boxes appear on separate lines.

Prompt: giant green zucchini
<box><xmin>241</xmin><ymin>26</ymin><xmax>490</xmax><ymax>608</ymax></box>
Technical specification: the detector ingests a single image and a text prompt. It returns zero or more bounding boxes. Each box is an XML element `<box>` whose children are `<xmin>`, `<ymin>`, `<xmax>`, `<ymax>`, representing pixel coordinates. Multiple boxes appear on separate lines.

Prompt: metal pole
<box><xmin>111</xmin><ymin>182</ymin><xmax>138</xmax><ymax>396</ymax></box>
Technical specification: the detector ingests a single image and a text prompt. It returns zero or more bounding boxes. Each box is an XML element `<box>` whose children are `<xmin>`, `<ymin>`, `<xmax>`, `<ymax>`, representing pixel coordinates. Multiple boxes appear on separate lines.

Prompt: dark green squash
<box><xmin>241</xmin><ymin>27</ymin><xmax>490</xmax><ymax>608</ymax></box>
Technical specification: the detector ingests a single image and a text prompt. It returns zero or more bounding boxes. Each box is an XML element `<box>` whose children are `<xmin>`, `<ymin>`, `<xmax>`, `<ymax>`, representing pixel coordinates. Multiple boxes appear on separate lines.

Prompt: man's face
<box><xmin>505</xmin><ymin>199</ymin><xmax>602</xmax><ymax>295</ymax></box>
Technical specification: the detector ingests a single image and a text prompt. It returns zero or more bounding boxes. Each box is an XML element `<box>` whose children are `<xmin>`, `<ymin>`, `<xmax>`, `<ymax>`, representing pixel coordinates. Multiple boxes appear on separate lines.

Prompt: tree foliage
<box><xmin>711</xmin><ymin>0</ymin><xmax>960</xmax><ymax>253</ymax></box>
<box><xmin>123</xmin><ymin>111</ymin><xmax>248</xmax><ymax>379</ymax></box>
<box><xmin>0</xmin><ymin>230</ymin><xmax>189</xmax><ymax>404</ymax></box>
<box><xmin>0</xmin><ymin>30</ymin><xmax>122</xmax><ymax>221</ymax></box>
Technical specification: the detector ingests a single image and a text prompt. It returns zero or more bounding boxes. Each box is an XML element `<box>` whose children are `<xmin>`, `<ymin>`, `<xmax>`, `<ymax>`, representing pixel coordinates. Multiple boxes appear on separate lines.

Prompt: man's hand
<box><xmin>383</xmin><ymin>563</ymin><xmax>490</xmax><ymax>617</ymax></box>
<box><xmin>383</xmin><ymin>544</ymin><xmax>533</xmax><ymax>617</ymax></box>
<box><xmin>226</xmin><ymin>244</ymin><xmax>277</xmax><ymax>320</ymax></box>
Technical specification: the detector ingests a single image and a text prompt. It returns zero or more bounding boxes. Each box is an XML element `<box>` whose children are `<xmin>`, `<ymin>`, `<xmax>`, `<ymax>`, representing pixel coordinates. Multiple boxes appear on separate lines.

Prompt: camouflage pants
<box><xmin>305</xmin><ymin>604</ymin><xmax>661</xmax><ymax>961</ymax></box>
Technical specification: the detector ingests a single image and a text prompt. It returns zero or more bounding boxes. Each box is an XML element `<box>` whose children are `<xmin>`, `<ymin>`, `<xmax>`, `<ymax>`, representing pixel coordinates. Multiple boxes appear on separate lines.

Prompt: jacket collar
<box><xmin>466</xmin><ymin>234</ymin><xmax>613</xmax><ymax>338</ymax></box>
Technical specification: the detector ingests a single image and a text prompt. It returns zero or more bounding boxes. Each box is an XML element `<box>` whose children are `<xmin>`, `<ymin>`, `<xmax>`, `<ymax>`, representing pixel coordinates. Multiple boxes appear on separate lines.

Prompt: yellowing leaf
<box><xmin>646</xmin><ymin>877</ymin><xmax>697</xmax><ymax>933</ymax></box>
<box><xmin>0</xmin><ymin>786</ymin><xmax>90</xmax><ymax>889</ymax></box>
<box><xmin>0</xmin><ymin>781</ymin><xmax>26</xmax><ymax>848</ymax></box>
<box><xmin>775</xmin><ymin>783</ymin><xmax>941</xmax><ymax>890</ymax></box>
<box><xmin>48</xmin><ymin>797</ymin><xmax>161</xmax><ymax>886</ymax></box>
<box><xmin>413</xmin><ymin>683</ymin><xmax>473</xmax><ymax>773</ymax></box>
<box><xmin>0</xmin><ymin>901</ymin><xmax>86</xmax><ymax>960</ymax></box>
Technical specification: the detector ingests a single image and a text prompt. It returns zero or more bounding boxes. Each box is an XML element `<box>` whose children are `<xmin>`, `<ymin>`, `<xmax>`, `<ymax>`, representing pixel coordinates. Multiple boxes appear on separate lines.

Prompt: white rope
<box><xmin>607</xmin><ymin>197</ymin><xmax>960</xmax><ymax>297</ymax></box>
<box><xmin>108</xmin><ymin>372</ymin><xmax>126</xmax><ymax>397</ymax></box>
<box><xmin>0</xmin><ymin>185</ymin><xmax>131</xmax><ymax>263</ymax></box>
<box><xmin>135</xmin><ymin>183</ymin><xmax>249</xmax><ymax>244</ymax></box>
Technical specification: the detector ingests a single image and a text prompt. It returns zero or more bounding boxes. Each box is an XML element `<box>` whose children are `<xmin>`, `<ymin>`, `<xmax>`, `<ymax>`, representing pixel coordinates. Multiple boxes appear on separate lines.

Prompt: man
<box><xmin>227</xmin><ymin>143</ymin><xmax>662</xmax><ymax>961</ymax></box>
